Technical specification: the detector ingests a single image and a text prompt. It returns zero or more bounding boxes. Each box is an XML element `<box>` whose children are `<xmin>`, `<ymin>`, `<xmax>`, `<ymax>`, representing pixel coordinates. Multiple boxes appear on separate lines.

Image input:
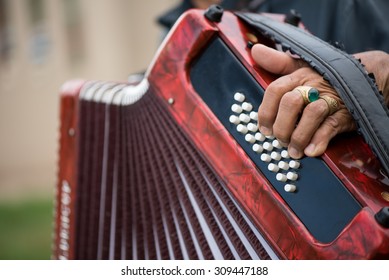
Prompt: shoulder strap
<box><xmin>236</xmin><ymin>12</ymin><xmax>389</xmax><ymax>176</ymax></box>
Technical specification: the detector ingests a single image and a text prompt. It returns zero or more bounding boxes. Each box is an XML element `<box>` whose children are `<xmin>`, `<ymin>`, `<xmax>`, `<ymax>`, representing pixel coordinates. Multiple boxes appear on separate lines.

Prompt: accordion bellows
<box><xmin>53</xmin><ymin>9</ymin><xmax>389</xmax><ymax>260</ymax></box>
<box><xmin>75</xmin><ymin>83</ymin><xmax>272</xmax><ymax>260</ymax></box>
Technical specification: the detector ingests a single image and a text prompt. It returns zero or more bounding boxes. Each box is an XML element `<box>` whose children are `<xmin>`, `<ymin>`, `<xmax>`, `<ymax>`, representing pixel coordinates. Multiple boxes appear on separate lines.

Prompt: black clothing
<box><xmin>158</xmin><ymin>0</ymin><xmax>389</xmax><ymax>53</ymax></box>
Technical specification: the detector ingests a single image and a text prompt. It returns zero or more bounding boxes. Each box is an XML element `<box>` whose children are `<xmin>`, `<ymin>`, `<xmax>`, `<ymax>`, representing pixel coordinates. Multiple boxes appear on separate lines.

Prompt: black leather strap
<box><xmin>236</xmin><ymin>12</ymin><xmax>389</xmax><ymax>176</ymax></box>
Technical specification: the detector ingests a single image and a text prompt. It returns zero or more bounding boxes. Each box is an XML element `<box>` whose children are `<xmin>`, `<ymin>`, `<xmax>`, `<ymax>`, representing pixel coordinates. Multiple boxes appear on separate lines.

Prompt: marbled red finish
<box><xmin>54</xmin><ymin>80</ymin><xmax>85</xmax><ymax>260</ymax></box>
<box><xmin>147</xmin><ymin>9</ymin><xmax>389</xmax><ymax>259</ymax></box>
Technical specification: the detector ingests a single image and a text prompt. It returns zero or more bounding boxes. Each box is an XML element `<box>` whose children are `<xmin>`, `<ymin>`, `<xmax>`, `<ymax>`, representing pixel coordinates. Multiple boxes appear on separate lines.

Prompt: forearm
<box><xmin>354</xmin><ymin>50</ymin><xmax>389</xmax><ymax>106</ymax></box>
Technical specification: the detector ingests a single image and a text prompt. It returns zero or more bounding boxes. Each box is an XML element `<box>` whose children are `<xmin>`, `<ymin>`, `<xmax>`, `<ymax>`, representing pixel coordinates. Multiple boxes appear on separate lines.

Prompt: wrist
<box><xmin>354</xmin><ymin>50</ymin><xmax>389</xmax><ymax>106</ymax></box>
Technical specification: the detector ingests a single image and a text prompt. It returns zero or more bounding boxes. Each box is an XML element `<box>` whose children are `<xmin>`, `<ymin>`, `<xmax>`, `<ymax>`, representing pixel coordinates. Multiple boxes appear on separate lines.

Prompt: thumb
<box><xmin>251</xmin><ymin>44</ymin><xmax>305</xmax><ymax>75</ymax></box>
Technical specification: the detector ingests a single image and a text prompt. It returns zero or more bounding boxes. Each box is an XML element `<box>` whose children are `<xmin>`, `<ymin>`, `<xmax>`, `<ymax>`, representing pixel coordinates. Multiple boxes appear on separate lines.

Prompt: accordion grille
<box><xmin>74</xmin><ymin>86</ymin><xmax>271</xmax><ymax>260</ymax></box>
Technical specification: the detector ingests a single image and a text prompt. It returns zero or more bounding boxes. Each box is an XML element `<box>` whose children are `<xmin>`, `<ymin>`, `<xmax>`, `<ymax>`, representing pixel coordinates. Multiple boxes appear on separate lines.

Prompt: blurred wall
<box><xmin>0</xmin><ymin>0</ymin><xmax>179</xmax><ymax>200</ymax></box>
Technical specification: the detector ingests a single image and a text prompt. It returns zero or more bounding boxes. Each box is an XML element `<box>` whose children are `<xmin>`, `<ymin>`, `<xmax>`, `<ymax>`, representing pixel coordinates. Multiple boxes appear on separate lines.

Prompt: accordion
<box><xmin>53</xmin><ymin>7</ymin><xmax>389</xmax><ymax>260</ymax></box>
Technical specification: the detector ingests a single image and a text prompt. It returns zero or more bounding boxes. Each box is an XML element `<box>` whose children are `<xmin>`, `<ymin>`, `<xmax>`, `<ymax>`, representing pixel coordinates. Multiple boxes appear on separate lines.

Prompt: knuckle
<box><xmin>323</xmin><ymin>115</ymin><xmax>341</xmax><ymax>131</ymax></box>
<box><xmin>280</xmin><ymin>91</ymin><xmax>303</xmax><ymax>108</ymax></box>
<box><xmin>266</xmin><ymin>81</ymin><xmax>285</xmax><ymax>95</ymax></box>
<box><xmin>304</xmin><ymin>100</ymin><xmax>328</xmax><ymax>117</ymax></box>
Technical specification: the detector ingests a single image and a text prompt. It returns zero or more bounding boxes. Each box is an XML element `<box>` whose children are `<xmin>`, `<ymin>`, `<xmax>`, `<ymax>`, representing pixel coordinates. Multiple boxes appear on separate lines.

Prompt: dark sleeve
<box><xmin>253</xmin><ymin>0</ymin><xmax>389</xmax><ymax>53</ymax></box>
<box><xmin>157</xmin><ymin>0</ymin><xmax>194</xmax><ymax>29</ymax></box>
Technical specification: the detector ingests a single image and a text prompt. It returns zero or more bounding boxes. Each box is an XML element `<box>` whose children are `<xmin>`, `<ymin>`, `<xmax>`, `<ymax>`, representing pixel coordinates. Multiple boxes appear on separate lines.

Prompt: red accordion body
<box><xmin>53</xmin><ymin>9</ymin><xmax>389</xmax><ymax>259</ymax></box>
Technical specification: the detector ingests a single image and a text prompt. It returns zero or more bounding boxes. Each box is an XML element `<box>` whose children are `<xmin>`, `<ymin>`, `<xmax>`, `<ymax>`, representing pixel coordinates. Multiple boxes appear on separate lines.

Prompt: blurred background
<box><xmin>0</xmin><ymin>0</ymin><xmax>180</xmax><ymax>259</ymax></box>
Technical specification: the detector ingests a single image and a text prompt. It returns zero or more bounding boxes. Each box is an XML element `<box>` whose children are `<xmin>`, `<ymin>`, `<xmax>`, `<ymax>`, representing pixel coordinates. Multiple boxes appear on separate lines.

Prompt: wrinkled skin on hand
<box><xmin>251</xmin><ymin>44</ymin><xmax>389</xmax><ymax>159</ymax></box>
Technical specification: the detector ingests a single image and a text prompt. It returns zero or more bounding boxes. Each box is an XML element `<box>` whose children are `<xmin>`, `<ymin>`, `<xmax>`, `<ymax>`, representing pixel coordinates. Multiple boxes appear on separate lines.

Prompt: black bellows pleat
<box><xmin>74</xmin><ymin>84</ymin><xmax>271</xmax><ymax>260</ymax></box>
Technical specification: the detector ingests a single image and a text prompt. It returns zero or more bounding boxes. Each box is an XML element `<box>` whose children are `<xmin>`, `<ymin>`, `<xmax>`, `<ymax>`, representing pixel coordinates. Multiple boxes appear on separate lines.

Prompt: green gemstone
<box><xmin>308</xmin><ymin>88</ymin><xmax>320</xmax><ymax>102</ymax></box>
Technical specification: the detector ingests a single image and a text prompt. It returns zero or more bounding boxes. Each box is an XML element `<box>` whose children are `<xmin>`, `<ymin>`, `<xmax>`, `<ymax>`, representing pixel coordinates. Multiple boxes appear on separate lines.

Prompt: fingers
<box><xmin>258</xmin><ymin>70</ymin><xmax>352</xmax><ymax>159</ymax></box>
<box><xmin>251</xmin><ymin>44</ymin><xmax>306</xmax><ymax>75</ymax></box>
<box><xmin>257</xmin><ymin>68</ymin><xmax>309</xmax><ymax>135</ymax></box>
<box><xmin>253</xmin><ymin>44</ymin><xmax>311</xmax><ymax>136</ymax></box>
<box><xmin>272</xmin><ymin>89</ymin><xmax>306</xmax><ymax>143</ymax></box>
<box><xmin>273</xmin><ymin>97</ymin><xmax>354</xmax><ymax>159</ymax></box>
<box><xmin>304</xmin><ymin>110</ymin><xmax>356</xmax><ymax>157</ymax></box>
<box><xmin>252</xmin><ymin>43</ymin><xmax>357</xmax><ymax>159</ymax></box>
<box><xmin>286</xmin><ymin>98</ymin><xmax>336</xmax><ymax>158</ymax></box>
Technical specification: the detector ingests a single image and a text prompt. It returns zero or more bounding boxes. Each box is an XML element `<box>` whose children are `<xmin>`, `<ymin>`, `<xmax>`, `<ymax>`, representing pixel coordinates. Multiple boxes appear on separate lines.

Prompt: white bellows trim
<box><xmin>121</xmin><ymin>79</ymin><xmax>150</xmax><ymax>106</ymax></box>
<box><xmin>78</xmin><ymin>79</ymin><xmax>150</xmax><ymax>106</ymax></box>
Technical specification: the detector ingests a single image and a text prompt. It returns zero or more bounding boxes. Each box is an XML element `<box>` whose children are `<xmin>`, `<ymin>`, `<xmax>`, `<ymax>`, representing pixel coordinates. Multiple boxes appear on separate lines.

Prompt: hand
<box><xmin>251</xmin><ymin>44</ymin><xmax>356</xmax><ymax>159</ymax></box>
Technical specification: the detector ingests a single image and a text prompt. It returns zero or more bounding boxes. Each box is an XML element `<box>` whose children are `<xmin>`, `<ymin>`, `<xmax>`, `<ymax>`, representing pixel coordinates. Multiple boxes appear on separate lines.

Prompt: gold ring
<box><xmin>320</xmin><ymin>96</ymin><xmax>339</xmax><ymax>115</ymax></box>
<box><xmin>295</xmin><ymin>86</ymin><xmax>320</xmax><ymax>105</ymax></box>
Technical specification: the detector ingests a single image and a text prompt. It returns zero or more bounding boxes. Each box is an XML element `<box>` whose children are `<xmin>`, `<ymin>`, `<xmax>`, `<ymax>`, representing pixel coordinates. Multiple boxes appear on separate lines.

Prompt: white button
<box><xmin>237</xmin><ymin>124</ymin><xmax>248</xmax><ymax>134</ymax></box>
<box><xmin>287</xmin><ymin>172</ymin><xmax>298</xmax><ymax>181</ymax></box>
<box><xmin>239</xmin><ymin>113</ymin><xmax>250</xmax><ymax>123</ymax></box>
<box><xmin>278</xmin><ymin>161</ymin><xmax>289</xmax><ymax>171</ymax></box>
<box><xmin>260</xmin><ymin>154</ymin><xmax>272</xmax><ymax>162</ymax></box>
<box><xmin>253</xmin><ymin>144</ymin><xmax>263</xmax><ymax>153</ymax></box>
<box><xmin>249</xmin><ymin>111</ymin><xmax>258</xmax><ymax>121</ymax></box>
<box><xmin>263</xmin><ymin>142</ymin><xmax>273</xmax><ymax>151</ymax></box>
<box><xmin>281</xmin><ymin>150</ymin><xmax>290</xmax><ymax>158</ymax></box>
<box><xmin>255</xmin><ymin>132</ymin><xmax>266</xmax><ymax>142</ymax></box>
<box><xmin>229</xmin><ymin>115</ymin><xmax>240</xmax><ymax>125</ymax></box>
<box><xmin>284</xmin><ymin>184</ymin><xmax>297</xmax><ymax>193</ymax></box>
<box><xmin>234</xmin><ymin>92</ymin><xmax>245</xmax><ymax>102</ymax></box>
<box><xmin>268</xmin><ymin>163</ymin><xmax>279</xmax><ymax>172</ymax></box>
<box><xmin>270</xmin><ymin>152</ymin><xmax>281</xmax><ymax>161</ymax></box>
<box><xmin>247</xmin><ymin>123</ymin><xmax>258</xmax><ymax>132</ymax></box>
<box><xmin>231</xmin><ymin>104</ymin><xmax>243</xmax><ymax>114</ymax></box>
<box><xmin>276</xmin><ymin>173</ymin><xmax>288</xmax><ymax>182</ymax></box>
<box><xmin>266</xmin><ymin>135</ymin><xmax>275</xmax><ymax>140</ymax></box>
<box><xmin>272</xmin><ymin>139</ymin><xmax>282</xmax><ymax>149</ymax></box>
<box><xmin>289</xmin><ymin>160</ymin><xmax>301</xmax><ymax>169</ymax></box>
<box><xmin>242</xmin><ymin>102</ymin><xmax>253</xmax><ymax>111</ymax></box>
<box><xmin>245</xmin><ymin>134</ymin><xmax>256</xmax><ymax>143</ymax></box>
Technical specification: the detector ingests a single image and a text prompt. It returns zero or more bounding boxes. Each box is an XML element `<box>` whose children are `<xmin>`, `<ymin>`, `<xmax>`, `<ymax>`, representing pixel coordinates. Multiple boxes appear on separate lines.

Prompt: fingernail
<box><xmin>260</xmin><ymin>126</ymin><xmax>272</xmax><ymax>135</ymax></box>
<box><xmin>289</xmin><ymin>146</ymin><xmax>302</xmax><ymax>159</ymax></box>
<box><xmin>305</xmin><ymin>143</ymin><xmax>316</xmax><ymax>156</ymax></box>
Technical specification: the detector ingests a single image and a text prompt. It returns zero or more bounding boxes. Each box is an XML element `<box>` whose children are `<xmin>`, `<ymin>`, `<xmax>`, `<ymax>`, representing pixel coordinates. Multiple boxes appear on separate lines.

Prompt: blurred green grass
<box><xmin>0</xmin><ymin>198</ymin><xmax>53</xmax><ymax>260</ymax></box>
